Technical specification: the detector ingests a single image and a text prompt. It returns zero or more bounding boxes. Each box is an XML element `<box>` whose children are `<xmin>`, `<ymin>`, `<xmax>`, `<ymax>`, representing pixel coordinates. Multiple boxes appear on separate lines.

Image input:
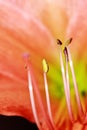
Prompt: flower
<box><xmin>0</xmin><ymin>0</ymin><xmax>87</xmax><ymax>130</ymax></box>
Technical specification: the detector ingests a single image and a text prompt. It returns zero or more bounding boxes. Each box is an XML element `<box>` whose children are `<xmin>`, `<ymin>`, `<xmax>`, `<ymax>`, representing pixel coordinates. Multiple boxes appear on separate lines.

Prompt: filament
<box><xmin>28</xmin><ymin>69</ymin><xmax>41</xmax><ymax>129</ymax></box>
<box><xmin>42</xmin><ymin>59</ymin><xmax>57</xmax><ymax>130</ymax></box>
<box><xmin>64</xmin><ymin>47</ymin><xmax>70</xmax><ymax>100</ymax></box>
<box><xmin>57</xmin><ymin>38</ymin><xmax>86</xmax><ymax>122</ymax></box>
<box><xmin>65</xmin><ymin>58</ymin><xmax>70</xmax><ymax>100</ymax></box>
<box><xmin>57</xmin><ymin>39</ymin><xmax>74</xmax><ymax>122</ymax></box>
<box><xmin>59</xmin><ymin>47</ymin><xmax>74</xmax><ymax>122</ymax></box>
<box><xmin>67</xmin><ymin>47</ymin><xmax>85</xmax><ymax>119</ymax></box>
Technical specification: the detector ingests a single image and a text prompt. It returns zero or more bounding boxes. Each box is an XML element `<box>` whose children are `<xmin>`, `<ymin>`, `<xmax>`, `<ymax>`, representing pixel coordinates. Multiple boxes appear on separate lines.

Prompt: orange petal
<box><xmin>0</xmin><ymin>1</ymin><xmax>58</xmax><ymax>123</ymax></box>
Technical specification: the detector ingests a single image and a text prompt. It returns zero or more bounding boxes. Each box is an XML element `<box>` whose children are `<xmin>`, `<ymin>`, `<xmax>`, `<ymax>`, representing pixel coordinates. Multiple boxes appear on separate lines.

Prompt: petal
<box><xmin>0</xmin><ymin>1</ymin><xmax>58</xmax><ymax>123</ymax></box>
<box><xmin>3</xmin><ymin>0</ymin><xmax>68</xmax><ymax>40</ymax></box>
<box><xmin>66</xmin><ymin>0</ymin><xmax>87</xmax><ymax>56</ymax></box>
<box><xmin>4</xmin><ymin>0</ymin><xmax>87</xmax><ymax>57</ymax></box>
<box><xmin>0</xmin><ymin>0</ymin><xmax>87</xmax><ymax>129</ymax></box>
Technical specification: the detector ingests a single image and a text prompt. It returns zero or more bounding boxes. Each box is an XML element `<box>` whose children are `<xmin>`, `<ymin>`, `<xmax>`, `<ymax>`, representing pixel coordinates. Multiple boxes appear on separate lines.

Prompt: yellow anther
<box><xmin>42</xmin><ymin>59</ymin><xmax>49</xmax><ymax>73</ymax></box>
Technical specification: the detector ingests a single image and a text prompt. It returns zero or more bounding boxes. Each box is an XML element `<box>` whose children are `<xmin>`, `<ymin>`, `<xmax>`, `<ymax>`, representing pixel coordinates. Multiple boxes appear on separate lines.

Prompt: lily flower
<box><xmin>0</xmin><ymin>0</ymin><xmax>87</xmax><ymax>130</ymax></box>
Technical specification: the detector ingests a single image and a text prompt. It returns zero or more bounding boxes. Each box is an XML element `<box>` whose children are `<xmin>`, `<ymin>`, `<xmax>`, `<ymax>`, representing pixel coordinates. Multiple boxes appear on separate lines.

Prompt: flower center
<box><xmin>23</xmin><ymin>38</ymin><xmax>87</xmax><ymax>129</ymax></box>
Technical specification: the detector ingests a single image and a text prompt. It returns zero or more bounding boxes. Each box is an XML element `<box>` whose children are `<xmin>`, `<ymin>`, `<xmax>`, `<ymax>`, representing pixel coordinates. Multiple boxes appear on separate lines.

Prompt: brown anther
<box><xmin>63</xmin><ymin>47</ymin><xmax>69</xmax><ymax>62</ymax></box>
<box><xmin>69</xmin><ymin>37</ymin><xmax>73</xmax><ymax>43</ymax></box>
<box><xmin>57</xmin><ymin>39</ymin><xmax>62</xmax><ymax>45</ymax></box>
<box><xmin>65</xmin><ymin>38</ymin><xmax>73</xmax><ymax>46</ymax></box>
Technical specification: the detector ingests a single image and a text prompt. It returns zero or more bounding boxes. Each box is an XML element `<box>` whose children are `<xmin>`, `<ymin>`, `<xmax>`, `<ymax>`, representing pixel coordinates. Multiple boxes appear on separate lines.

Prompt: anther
<box><xmin>57</xmin><ymin>39</ymin><xmax>62</xmax><ymax>45</ymax></box>
<box><xmin>65</xmin><ymin>38</ymin><xmax>73</xmax><ymax>46</ymax></box>
<box><xmin>42</xmin><ymin>59</ymin><xmax>49</xmax><ymax>73</ymax></box>
<box><xmin>23</xmin><ymin>53</ymin><xmax>30</xmax><ymax>69</ymax></box>
<box><xmin>63</xmin><ymin>47</ymin><xmax>69</xmax><ymax>62</ymax></box>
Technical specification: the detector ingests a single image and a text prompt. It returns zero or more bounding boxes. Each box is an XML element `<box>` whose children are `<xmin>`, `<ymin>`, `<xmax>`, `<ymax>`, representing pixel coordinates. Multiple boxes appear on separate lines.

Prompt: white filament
<box><xmin>44</xmin><ymin>72</ymin><xmax>57</xmax><ymax>130</ymax></box>
<box><xmin>59</xmin><ymin>48</ymin><xmax>74</xmax><ymax>122</ymax></box>
<box><xmin>28</xmin><ymin>70</ymin><xmax>41</xmax><ymax>129</ymax></box>
<box><xmin>67</xmin><ymin>47</ymin><xmax>85</xmax><ymax>117</ymax></box>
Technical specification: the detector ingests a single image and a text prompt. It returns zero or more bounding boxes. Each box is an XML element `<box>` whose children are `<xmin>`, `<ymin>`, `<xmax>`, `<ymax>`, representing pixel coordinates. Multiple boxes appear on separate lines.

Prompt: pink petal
<box><xmin>0</xmin><ymin>1</ymin><xmax>57</xmax><ymax>123</ymax></box>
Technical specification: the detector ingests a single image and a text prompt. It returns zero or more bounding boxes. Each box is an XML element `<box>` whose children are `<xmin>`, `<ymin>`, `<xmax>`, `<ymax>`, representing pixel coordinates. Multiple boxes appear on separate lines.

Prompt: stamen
<box><xmin>60</xmin><ymin>50</ymin><xmax>74</xmax><ymax>123</ymax></box>
<box><xmin>67</xmin><ymin>47</ymin><xmax>85</xmax><ymax>119</ymax></box>
<box><xmin>23</xmin><ymin>53</ymin><xmax>41</xmax><ymax>129</ymax></box>
<box><xmin>23</xmin><ymin>53</ymin><xmax>55</xmax><ymax>130</ymax></box>
<box><xmin>63</xmin><ymin>47</ymin><xmax>70</xmax><ymax>100</ymax></box>
<box><xmin>42</xmin><ymin>59</ymin><xmax>57</xmax><ymax>129</ymax></box>
<box><xmin>58</xmin><ymin>45</ymin><xmax>74</xmax><ymax>122</ymax></box>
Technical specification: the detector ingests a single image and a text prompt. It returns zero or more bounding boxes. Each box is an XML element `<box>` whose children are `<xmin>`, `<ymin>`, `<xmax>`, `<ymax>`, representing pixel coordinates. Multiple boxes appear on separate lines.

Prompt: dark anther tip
<box><xmin>69</xmin><ymin>37</ymin><xmax>73</xmax><ymax>44</ymax></box>
<box><xmin>63</xmin><ymin>47</ymin><xmax>69</xmax><ymax>62</ymax></box>
<box><xmin>57</xmin><ymin>39</ymin><xmax>62</xmax><ymax>45</ymax></box>
<box><xmin>63</xmin><ymin>47</ymin><xmax>67</xmax><ymax>54</ymax></box>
